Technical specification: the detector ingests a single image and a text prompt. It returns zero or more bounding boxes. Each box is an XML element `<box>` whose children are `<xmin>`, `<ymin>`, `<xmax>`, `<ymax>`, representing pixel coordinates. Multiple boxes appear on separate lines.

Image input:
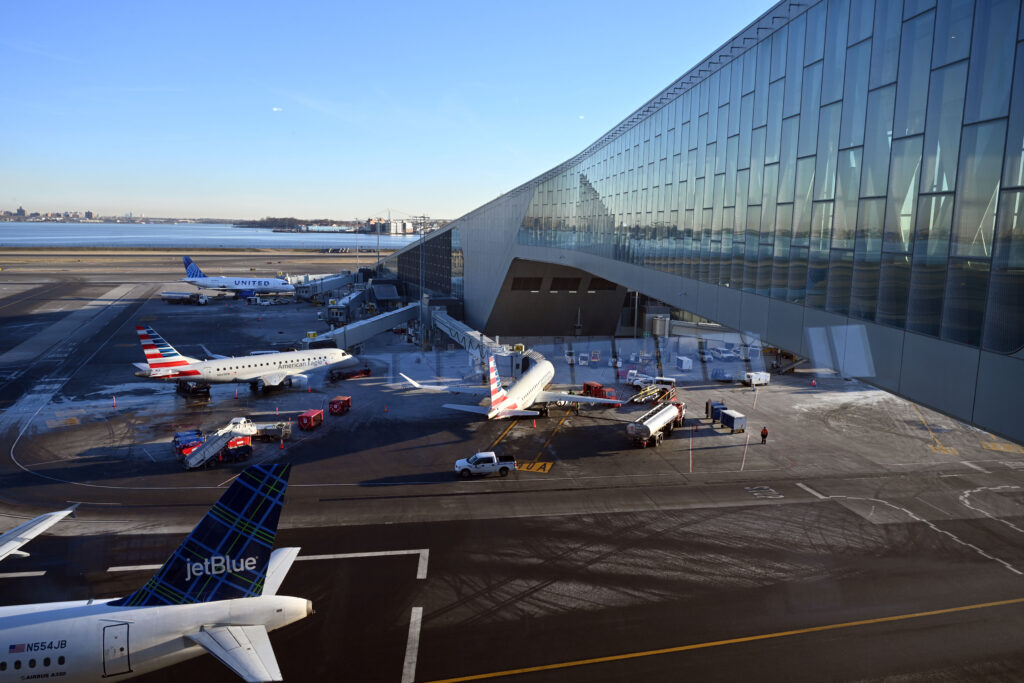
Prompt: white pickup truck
<box><xmin>454</xmin><ymin>452</ymin><xmax>518</xmax><ymax>478</ymax></box>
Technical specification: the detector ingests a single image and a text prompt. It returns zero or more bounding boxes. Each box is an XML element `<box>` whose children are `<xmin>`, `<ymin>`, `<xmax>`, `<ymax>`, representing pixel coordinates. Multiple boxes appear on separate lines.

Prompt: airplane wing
<box><xmin>400</xmin><ymin>374</ymin><xmax>490</xmax><ymax>396</ymax></box>
<box><xmin>442</xmin><ymin>403</ymin><xmax>492</xmax><ymax>415</ymax></box>
<box><xmin>200</xmin><ymin>344</ymin><xmax>229</xmax><ymax>360</ymax></box>
<box><xmin>263</xmin><ymin>547</ymin><xmax>300</xmax><ymax>597</ymax></box>
<box><xmin>0</xmin><ymin>505</ymin><xmax>76</xmax><ymax>562</ymax></box>
<box><xmin>537</xmin><ymin>390</ymin><xmax>622</xmax><ymax>405</ymax></box>
<box><xmin>189</xmin><ymin>625</ymin><xmax>281</xmax><ymax>682</ymax></box>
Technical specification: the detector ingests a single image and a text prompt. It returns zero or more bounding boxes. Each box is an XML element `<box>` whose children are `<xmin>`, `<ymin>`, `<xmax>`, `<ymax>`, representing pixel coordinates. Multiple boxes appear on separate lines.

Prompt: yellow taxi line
<box><xmin>488</xmin><ymin>420</ymin><xmax>518</xmax><ymax>450</ymax></box>
<box><xmin>533</xmin><ymin>408</ymin><xmax>572</xmax><ymax>463</ymax></box>
<box><xmin>424</xmin><ymin>596</ymin><xmax>1024</xmax><ymax>682</ymax></box>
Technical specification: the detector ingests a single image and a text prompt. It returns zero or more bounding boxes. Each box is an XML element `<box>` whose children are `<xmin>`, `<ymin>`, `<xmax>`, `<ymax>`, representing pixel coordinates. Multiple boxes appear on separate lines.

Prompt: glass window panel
<box><xmin>725</xmin><ymin>136</ymin><xmax>738</xmax><ymax>205</ymax></box>
<box><xmin>963</xmin><ymin>0</ymin><xmax>1019</xmax><ymax>123</ymax></box>
<box><xmin>705</xmin><ymin>144</ymin><xmax>717</xmax><ymax>208</ymax></box>
<box><xmin>730</xmin><ymin>66</ymin><xmax>743</xmax><ymax>136</ymax></box>
<box><xmin>870</xmin><ymin>0</ymin><xmax>903</xmax><ymax>87</ymax></box>
<box><xmin>762</xmin><ymin>164</ymin><xmax>779</xmax><ymax>243</ymax></box>
<box><xmin>952</xmin><ymin>120</ymin><xmax>1006</xmax><ymax>257</ymax></box>
<box><xmin>805</xmin><ymin>2</ymin><xmax>827</xmax><ymax>64</ymax></box>
<box><xmin>771</xmin><ymin>26</ymin><xmax>788</xmax><ymax>82</ymax></box>
<box><xmin>848</xmin><ymin>0</ymin><xmax>875</xmax><ymax>44</ymax></box>
<box><xmin>719</xmin><ymin>63</ymin><xmax>732</xmax><ymax>106</ymax></box>
<box><xmin>905</xmin><ymin>0</ymin><xmax>936</xmax><ymax>17</ymax></box>
<box><xmin>778</xmin><ymin>116</ymin><xmax>800</xmax><ymax>202</ymax></box>
<box><xmin>717</xmin><ymin>106</ymin><xmax>729</xmax><ymax>173</ymax></box>
<box><xmin>810</xmin><ymin>201</ymin><xmax>835</xmax><ymax>255</ymax></box>
<box><xmin>940</xmin><ymin>257</ymin><xmax>989</xmax><ymax>345</ymax></box>
<box><xmin>798</xmin><ymin>62</ymin><xmax>823</xmax><ymax>157</ymax></box>
<box><xmin>749</xmin><ymin>127</ymin><xmax>766</xmax><ymax>206</ymax></box>
<box><xmin>905</xmin><ymin>193</ymin><xmax>953</xmax><ymax>335</ymax></box>
<box><xmin>785</xmin><ymin>14</ymin><xmax>806</xmax><ymax>117</ymax></box>
<box><xmin>743</xmin><ymin>218</ymin><xmax>760</xmax><ymax>292</ymax></box>
<box><xmin>1003</xmin><ymin>46</ymin><xmax>1024</xmax><ymax>188</ymax></box>
<box><xmin>766</xmin><ymin>80</ymin><xmax>785</xmax><ymax>164</ymax></box>
<box><xmin>839</xmin><ymin>41</ymin><xmax>871</xmax><ymax>149</ymax></box>
<box><xmin>826</xmin><ymin>249</ymin><xmax>855</xmax><ymax>314</ymax></box>
<box><xmin>850</xmin><ymin>197</ymin><xmax>886</xmax><ymax>319</ymax></box>
<box><xmin>821</xmin><ymin>0</ymin><xmax>851</xmax><ymax>104</ymax></box>
<box><xmin>743</xmin><ymin>47</ymin><xmax>757</xmax><ymax>94</ymax></box>
<box><xmin>983</xmin><ymin>190</ymin><xmax>1024</xmax><ymax>351</ymax></box>
<box><xmin>883</xmin><ymin>136</ymin><xmax>923</xmax><ymax>253</ymax></box>
<box><xmin>707</xmin><ymin>100</ymin><xmax>718</xmax><ymax>144</ymax></box>
<box><xmin>876</xmin><ymin>253</ymin><xmax>913</xmax><ymax>327</ymax></box>
<box><xmin>932</xmin><ymin>0</ymin><xmax>973</xmax><ymax>67</ymax></box>
<box><xmin>921</xmin><ymin>61</ymin><xmax>968</xmax><ymax>193</ymax></box>
<box><xmin>815</xmin><ymin>102</ymin><xmax>843</xmax><ymax>200</ymax></box>
<box><xmin>757</xmin><ymin>244</ymin><xmax>774</xmax><ymax>295</ymax></box>
<box><xmin>754</xmin><ymin>41</ymin><xmax>771</xmax><ymax>128</ymax></box>
<box><xmin>793</xmin><ymin>158</ymin><xmax>816</xmax><ymax>246</ymax></box>
<box><xmin>861</xmin><ymin>85</ymin><xmax>896</xmax><ymax>197</ymax></box>
<box><xmin>787</xmin><ymin>246</ymin><xmax>809</xmax><ymax>302</ymax></box>
<box><xmin>700</xmin><ymin>79</ymin><xmax>710</xmax><ymax>114</ymax></box>
<box><xmin>833</xmin><ymin>148</ymin><xmax>863</xmax><ymax>249</ymax></box>
<box><xmin>772</xmin><ymin>209</ymin><xmax>793</xmax><ymax>300</ymax></box>
<box><xmin>739</xmin><ymin>93</ymin><xmax>754</xmax><ymax>169</ymax></box>
<box><xmin>893</xmin><ymin>11</ymin><xmax>934</xmax><ymax>138</ymax></box>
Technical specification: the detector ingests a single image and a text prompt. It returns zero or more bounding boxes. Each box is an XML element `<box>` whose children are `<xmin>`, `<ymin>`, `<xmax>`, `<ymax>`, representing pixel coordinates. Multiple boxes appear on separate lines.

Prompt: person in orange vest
<box><xmin>760</xmin><ymin>425</ymin><xmax>768</xmax><ymax>444</ymax></box>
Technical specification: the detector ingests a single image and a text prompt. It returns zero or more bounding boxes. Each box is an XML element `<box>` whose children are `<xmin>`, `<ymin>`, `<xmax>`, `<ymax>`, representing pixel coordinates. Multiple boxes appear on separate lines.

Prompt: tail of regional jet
<box><xmin>135</xmin><ymin>324</ymin><xmax>200</xmax><ymax>377</ymax></box>
<box><xmin>183</xmin><ymin>255</ymin><xmax>206</xmax><ymax>279</ymax></box>
<box><xmin>112</xmin><ymin>463</ymin><xmax>291</xmax><ymax>606</ymax></box>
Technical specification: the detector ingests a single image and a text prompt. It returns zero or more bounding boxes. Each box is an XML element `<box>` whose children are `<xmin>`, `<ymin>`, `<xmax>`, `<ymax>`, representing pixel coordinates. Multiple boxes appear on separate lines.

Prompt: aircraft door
<box><xmin>102</xmin><ymin>623</ymin><xmax>132</xmax><ymax>676</ymax></box>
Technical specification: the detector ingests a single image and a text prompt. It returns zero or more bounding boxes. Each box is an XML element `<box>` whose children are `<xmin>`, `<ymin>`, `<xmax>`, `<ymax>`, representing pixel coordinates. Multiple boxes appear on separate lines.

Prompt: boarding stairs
<box><xmin>183</xmin><ymin>419</ymin><xmax>257</xmax><ymax>470</ymax></box>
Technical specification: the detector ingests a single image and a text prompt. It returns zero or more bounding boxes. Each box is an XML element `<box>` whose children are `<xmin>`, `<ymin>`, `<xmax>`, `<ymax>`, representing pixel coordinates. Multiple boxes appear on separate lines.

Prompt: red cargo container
<box><xmin>298</xmin><ymin>409</ymin><xmax>324</xmax><ymax>430</ymax></box>
<box><xmin>329</xmin><ymin>396</ymin><xmax>352</xmax><ymax>415</ymax></box>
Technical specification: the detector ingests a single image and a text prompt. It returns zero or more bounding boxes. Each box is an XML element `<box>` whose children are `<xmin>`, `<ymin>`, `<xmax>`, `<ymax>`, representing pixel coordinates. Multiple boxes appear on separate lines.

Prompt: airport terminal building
<box><xmin>390</xmin><ymin>0</ymin><xmax>1024</xmax><ymax>443</ymax></box>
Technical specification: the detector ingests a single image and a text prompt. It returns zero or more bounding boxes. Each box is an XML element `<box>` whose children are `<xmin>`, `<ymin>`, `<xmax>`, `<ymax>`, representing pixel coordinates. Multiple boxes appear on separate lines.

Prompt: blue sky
<box><xmin>1</xmin><ymin>1</ymin><xmax>773</xmax><ymax>220</ymax></box>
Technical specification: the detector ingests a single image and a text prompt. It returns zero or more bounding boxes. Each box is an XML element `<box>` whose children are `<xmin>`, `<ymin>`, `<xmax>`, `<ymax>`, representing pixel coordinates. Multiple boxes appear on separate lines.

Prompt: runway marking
<box><xmin>962</xmin><ymin>461</ymin><xmax>991</xmax><ymax>474</ymax></box>
<box><xmin>489</xmin><ymin>420</ymin><xmax>518</xmax><ymax>450</ymax></box>
<box><xmin>0</xmin><ymin>571</ymin><xmax>46</xmax><ymax>579</ymax></box>
<box><xmin>912</xmin><ymin>404</ymin><xmax>957</xmax><ymax>455</ymax></box>
<box><xmin>424</xmin><ymin>597</ymin><xmax>1024</xmax><ymax>682</ymax></box>
<box><xmin>533</xmin><ymin>408</ymin><xmax>572</xmax><ymax>463</ymax></box>
<box><xmin>108</xmin><ymin>564</ymin><xmax>160</xmax><ymax>572</ymax></box>
<box><xmin>982</xmin><ymin>441</ymin><xmax>1024</xmax><ymax>454</ymax></box>
<box><xmin>297</xmin><ymin>549</ymin><xmax>430</xmax><ymax>579</ymax></box>
<box><xmin>402</xmin><ymin>606</ymin><xmax>423</xmax><ymax>683</ymax></box>
<box><xmin>959</xmin><ymin>486</ymin><xmax>1024</xmax><ymax>535</ymax></box>
<box><xmin>796</xmin><ymin>482</ymin><xmax>826</xmax><ymax>499</ymax></box>
<box><xmin>519</xmin><ymin>462</ymin><xmax>553</xmax><ymax>473</ymax></box>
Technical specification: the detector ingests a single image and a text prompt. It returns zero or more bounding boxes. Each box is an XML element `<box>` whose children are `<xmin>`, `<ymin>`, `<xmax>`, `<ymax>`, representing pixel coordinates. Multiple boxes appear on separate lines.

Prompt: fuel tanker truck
<box><xmin>626</xmin><ymin>402</ymin><xmax>685</xmax><ymax>448</ymax></box>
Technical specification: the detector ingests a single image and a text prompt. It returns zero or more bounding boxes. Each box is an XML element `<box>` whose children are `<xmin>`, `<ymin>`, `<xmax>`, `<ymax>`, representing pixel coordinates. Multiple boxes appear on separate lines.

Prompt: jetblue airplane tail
<box><xmin>112</xmin><ymin>464</ymin><xmax>291</xmax><ymax>607</ymax></box>
<box><xmin>136</xmin><ymin>324</ymin><xmax>200</xmax><ymax>376</ymax></box>
<box><xmin>183</xmin><ymin>255</ymin><xmax>206</xmax><ymax>279</ymax></box>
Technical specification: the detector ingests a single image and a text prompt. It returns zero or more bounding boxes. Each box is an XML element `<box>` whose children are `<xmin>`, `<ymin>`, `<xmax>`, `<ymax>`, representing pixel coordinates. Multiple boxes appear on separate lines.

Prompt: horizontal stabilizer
<box><xmin>189</xmin><ymin>625</ymin><xmax>281</xmax><ymax>682</ymax></box>
<box><xmin>496</xmin><ymin>409</ymin><xmax>540</xmax><ymax>418</ymax></box>
<box><xmin>442</xmin><ymin>403</ymin><xmax>492</xmax><ymax>415</ymax></box>
<box><xmin>537</xmin><ymin>390</ymin><xmax>622</xmax><ymax>405</ymax></box>
<box><xmin>0</xmin><ymin>505</ymin><xmax>77</xmax><ymax>563</ymax></box>
<box><xmin>263</xmin><ymin>547</ymin><xmax>300</xmax><ymax>597</ymax></box>
<box><xmin>401</xmin><ymin>374</ymin><xmax>489</xmax><ymax>396</ymax></box>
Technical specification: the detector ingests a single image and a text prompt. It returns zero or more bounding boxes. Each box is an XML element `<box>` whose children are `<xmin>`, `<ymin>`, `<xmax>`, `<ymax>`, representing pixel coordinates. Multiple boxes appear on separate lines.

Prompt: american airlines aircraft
<box><xmin>0</xmin><ymin>506</ymin><xmax>76</xmax><ymax>562</ymax></box>
<box><xmin>133</xmin><ymin>324</ymin><xmax>351</xmax><ymax>392</ymax></box>
<box><xmin>0</xmin><ymin>463</ymin><xmax>310</xmax><ymax>682</ymax></box>
<box><xmin>181</xmin><ymin>256</ymin><xmax>295</xmax><ymax>294</ymax></box>
<box><xmin>400</xmin><ymin>354</ymin><xmax>621</xmax><ymax>419</ymax></box>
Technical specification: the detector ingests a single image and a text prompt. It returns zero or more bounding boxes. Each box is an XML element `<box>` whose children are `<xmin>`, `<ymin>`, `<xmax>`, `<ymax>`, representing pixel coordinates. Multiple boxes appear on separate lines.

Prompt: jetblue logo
<box><xmin>185</xmin><ymin>555</ymin><xmax>258</xmax><ymax>581</ymax></box>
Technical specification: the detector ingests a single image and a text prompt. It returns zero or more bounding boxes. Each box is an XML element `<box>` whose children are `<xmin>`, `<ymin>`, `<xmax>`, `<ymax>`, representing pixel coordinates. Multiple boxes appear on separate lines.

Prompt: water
<box><xmin>0</xmin><ymin>222</ymin><xmax>421</xmax><ymax>250</ymax></box>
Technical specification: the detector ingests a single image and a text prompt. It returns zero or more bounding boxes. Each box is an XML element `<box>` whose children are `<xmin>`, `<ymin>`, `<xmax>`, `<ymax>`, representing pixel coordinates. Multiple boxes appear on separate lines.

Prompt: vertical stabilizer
<box><xmin>136</xmin><ymin>324</ymin><xmax>199</xmax><ymax>375</ymax></box>
<box><xmin>111</xmin><ymin>464</ymin><xmax>291</xmax><ymax>606</ymax></box>
<box><xmin>183</xmin><ymin>255</ymin><xmax>206</xmax><ymax>279</ymax></box>
<box><xmin>487</xmin><ymin>356</ymin><xmax>513</xmax><ymax>416</ymax></box>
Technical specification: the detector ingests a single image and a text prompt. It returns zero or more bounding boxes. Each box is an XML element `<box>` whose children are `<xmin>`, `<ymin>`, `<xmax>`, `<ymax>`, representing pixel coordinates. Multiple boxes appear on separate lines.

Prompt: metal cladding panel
<box><xmin>899</xmin><ymin>333</ymin><xmax>980</xmax><ymax>422</ymax></box>
<box><xmin>801</xmin><ymin>309</ymin><xmax>851</xmax><ymax>371</ymax></box>
<box><xmin>738</xmin><ymin>293</ymin><xmax>770</xmax><ymax>342</ymax></box>
<box><xmin>766</xmin><ymin>299</ymin><xmax>805</xmax><ymax>353</ymax></box>
<box><xmin>696</xmin><ymin>282</ymin><xmax>719</xmax><ymax>321</ymax></box>
<box><xmin>716</xmin><ymin>287</ymin><xmax>743</xmax><ymax>331</ymax></box>
<box><xmin>974</xmin><ymin>351</ymin><xmax>1024</xmax><ymax>444</ymax></box>
<box><xmin>854</xmin><ymin>322</ymin><xmax>905</xmax><ymax>392</ymax></box>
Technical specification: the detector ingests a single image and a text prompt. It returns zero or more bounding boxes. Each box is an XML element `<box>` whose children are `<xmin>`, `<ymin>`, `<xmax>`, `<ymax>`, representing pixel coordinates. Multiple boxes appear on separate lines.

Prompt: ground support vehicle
<box><xmin>255</xmin><ymin>422</ymin><xmax>292</xmax><ymax>442</ymax></box>
<box><xmin>161</xmin><ymin>291</ymin><xmax>208</xmax><ymax>305</ymax></box>
<box><xmin>329</xmin><ymin>395</ymin><xmax>352</xmax><ymax>415</ymax></box>
<box><xmin>328</xmin><ymin>366</ymin><xmax>372</xmax><ymax>382</ymax></box>
<box><xmin>182</xmin><ymin>418</ymin><xmax>259</xmax><ymax>470</ymax></box>
<box><xmin>720</xmin><ymin>409</ymin><xmax>747</xmax><ymax>433</ymax></box>
<box><xmin>626</xmin><ymin>402</ymin><xmax>685</xmax><ymax>448</ymax></box>
<box><xmin>298</xmin><ymin>409</ymin><xmax>324</xmax><ymax>430</ymax></box>
<box><xmin>175</xmin><ymin>380</ymin><xmax>211</xmax><ymax>395</ymax></box>
<box><xmin>744</xmin><ymin>371</ymin><xmax>770</xmax><ymax>386</ymax></box>
<box><xmin>582</xmin><ymin>382</ymin><xmax>621</xmax><ymax>407</ymax></box>
<box><xmin>454</xmin><ymin>452</ymin><xmax>517</xmax><ymax>478</ymax></box>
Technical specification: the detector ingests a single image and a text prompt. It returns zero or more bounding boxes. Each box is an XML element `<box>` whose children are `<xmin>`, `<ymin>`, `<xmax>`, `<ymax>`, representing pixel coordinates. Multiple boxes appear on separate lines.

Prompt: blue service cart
<box><xmin>710</xmin><ymin>401</ymin><xmax>727</xmax><ymax>422</ymax></box>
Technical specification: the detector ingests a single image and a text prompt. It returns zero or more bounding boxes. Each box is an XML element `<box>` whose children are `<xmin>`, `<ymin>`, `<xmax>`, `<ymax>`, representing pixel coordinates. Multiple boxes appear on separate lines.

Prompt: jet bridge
<box><xmin>303</xmin><ymin>302</ymin><xmax>420</xmax><ymax>350</ymax></box>
<box><xmin>429</xmin><ymin>309</ymin><xmax>505</xmax><ymax>362</ymax></box>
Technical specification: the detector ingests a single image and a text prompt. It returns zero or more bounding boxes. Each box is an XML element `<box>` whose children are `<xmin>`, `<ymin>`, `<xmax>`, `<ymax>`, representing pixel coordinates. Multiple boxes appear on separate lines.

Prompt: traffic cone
<box><xmin>532</xmin><ymin>419</ymin><xmax>536</xmax><ymax>428</ymax></box>
<box><xmin>112</xmin><ymin>395</ymin><xmax>116</xmax><ymax>408</ymax></box>
<box><xmin>279</xmin><ymin>439</ymin><xmax>284</xmax><ymax>450</ymax></box>
<box><xmin>384</xmin><ymin>405</ymin><xmax>388</xmax><ymax>413</ymax></box>
<box><xmin>811</xmin><ymin>378</ymin><xmax>817</xmax><ymax>387</ymax></box>
<box><xmin>276</xmin><ymin>406</ymin><xmax>279</xmax><ymax>415</ymax></box>
<box><xmin>307</xmin><ymin>385</ymin><xmax>311</xmax><ymax>393</ymax></box>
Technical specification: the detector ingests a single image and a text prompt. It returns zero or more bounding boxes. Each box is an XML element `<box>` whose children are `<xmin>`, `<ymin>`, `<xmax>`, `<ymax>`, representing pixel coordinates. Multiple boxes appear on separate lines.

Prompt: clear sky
<box><xmin>1</xmin><ymin>1</ymin><xmax>774</xmax><ymax>220</ymax></box>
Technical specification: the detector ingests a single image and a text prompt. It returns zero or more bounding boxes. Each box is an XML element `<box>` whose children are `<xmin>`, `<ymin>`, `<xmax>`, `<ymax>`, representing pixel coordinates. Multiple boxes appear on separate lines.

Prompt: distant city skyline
<box><xmin>1</xmin><ymin>0</ymin><xmax>773</xmax><ymax>220</ymax></box>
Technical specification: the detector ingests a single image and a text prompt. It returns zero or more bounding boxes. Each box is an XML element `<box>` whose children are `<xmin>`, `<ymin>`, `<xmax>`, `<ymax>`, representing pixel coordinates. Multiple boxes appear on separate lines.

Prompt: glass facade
<box><xmin>507</xmin><ymin>0</ymin><xmax>1024</xmax><ymax>354</ymax></box>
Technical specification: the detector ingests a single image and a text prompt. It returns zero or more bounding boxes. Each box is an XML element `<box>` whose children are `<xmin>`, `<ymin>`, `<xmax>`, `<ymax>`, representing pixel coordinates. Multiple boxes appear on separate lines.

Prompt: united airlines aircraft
<box><xmin>181</xmin><ymin>256</ymin><xmax>295</xmax><ymax>295</ymax></box>
<box><xmin>400</xmin><ymin>354</ymin><xmax>621</xmax><ymax>419</ymax></box>
<box><xmin>0</xmin><ymin>463</ymin><xmax>310</xmax><ymax>681</ymax></box>
<box><xmin>133</xmin><ymin>324</ymin><xmax>350</xmax><ymax>392</ymax></box>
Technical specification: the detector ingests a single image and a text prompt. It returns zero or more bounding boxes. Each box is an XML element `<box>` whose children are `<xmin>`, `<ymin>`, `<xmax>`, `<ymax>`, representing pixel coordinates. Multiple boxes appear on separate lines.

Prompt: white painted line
<box><xmin>298</xmin><ymin>549</ymin><xmax>430</xmax><ymax>578</ymax></box>
<box><xmin>141</xmin><ymin>447</ymin><xmax>156</xmax><ymax>463</ymax></box>
<box><xmin>0</xmin><ymin>571</ymin><xmax>46</xmax><ymax>578</ymax></box>
<box><xmin>962</xmin><ymin>461</ymin><xmax>991</xmax><ymax>474</ymax></box>
<box><xmin>401</xmin><ymin>606</ymin><xmax>423</xmax><ymax>683</ymax></box>
<box><xmin>108</xmin><ymin>564</ymin><xmax>161</xmax><ymax>572</ymax></box>
<box><xmin>796</xmin><ymin>482</ymin><xmax>827</xmax><ymax>500</ymax></box>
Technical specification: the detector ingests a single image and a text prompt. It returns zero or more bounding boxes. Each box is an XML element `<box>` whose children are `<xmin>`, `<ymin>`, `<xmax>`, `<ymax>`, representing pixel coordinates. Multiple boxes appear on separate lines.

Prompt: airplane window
<box><xmin>0</xmin><ymin>661</ymin><xmax>6</xmax><ymax>671</ymax></box>
<box><xmin>43</xmin><ymin>658</ymin><xmax>50</xmax><ymax>667</ymax></box>
<box><xmin>15</xmin><ymin>660</ymin><xmax>21</xmax><ymax>669</ymax></box>
<box><xmin>58</xmin><ymin>657</ymin><xmax>65</xmax><ymax>665</ymax></box>
<box><xmin>29</xmin><ymin>659</ymin><xmax>35</xmax><ymax>668</ymax></box>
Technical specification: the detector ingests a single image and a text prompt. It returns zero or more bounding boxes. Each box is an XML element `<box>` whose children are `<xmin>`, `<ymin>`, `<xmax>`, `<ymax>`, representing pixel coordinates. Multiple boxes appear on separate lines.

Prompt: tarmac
<box><xmin>1</xmin><ymin>249</ymin><xmax>1023</xmax><ymax>682</ymax></box>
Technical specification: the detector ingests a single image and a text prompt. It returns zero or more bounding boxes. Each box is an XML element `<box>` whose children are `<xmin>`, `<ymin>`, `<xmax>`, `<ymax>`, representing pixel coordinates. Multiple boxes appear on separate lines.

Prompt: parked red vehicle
<box><xmin>582</xmin><ymin>381</ymin><xmax>621</xmax><ymax>408</ymax></box>
<box><xmin>329</xmin><ymin>396</ymin><xmax>352</xmax><ymax>415</ymax></box>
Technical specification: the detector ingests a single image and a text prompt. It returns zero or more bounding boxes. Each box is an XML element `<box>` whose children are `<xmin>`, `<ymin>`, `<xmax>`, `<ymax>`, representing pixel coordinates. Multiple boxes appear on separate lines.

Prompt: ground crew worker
<box><xmin>761</xmin><ymin>425</ymin><xmax>768</xmax><ymax>444</ymax></box>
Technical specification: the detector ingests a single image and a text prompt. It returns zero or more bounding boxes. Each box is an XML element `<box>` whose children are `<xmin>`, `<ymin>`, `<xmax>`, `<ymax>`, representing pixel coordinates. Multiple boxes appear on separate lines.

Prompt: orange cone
<box><xmin>532</xmin><ymin>419</ymin><xmax>536</xmax><ymax>428</ymax></box>
<box><xmin>384</xmin><ymin>405</ymin><xmax>388</xmax><ymax>413</ymax></box>
<box><xmin>112</xmin><ymin>395</ymin><xmax>116</xmax><ymax>408</ymax></box>
<box><xmin>279</xmin><ymin>439</ymin><xmax>284</xmax><ymax>450</ymax></box>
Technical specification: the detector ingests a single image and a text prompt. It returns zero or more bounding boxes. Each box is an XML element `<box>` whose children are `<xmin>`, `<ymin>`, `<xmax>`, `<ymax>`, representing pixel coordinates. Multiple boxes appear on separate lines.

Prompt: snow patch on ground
<box><xmin>789</xmin><ymin>380</ymin><xmax>901</xmax><ymax>412</ymax></box>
